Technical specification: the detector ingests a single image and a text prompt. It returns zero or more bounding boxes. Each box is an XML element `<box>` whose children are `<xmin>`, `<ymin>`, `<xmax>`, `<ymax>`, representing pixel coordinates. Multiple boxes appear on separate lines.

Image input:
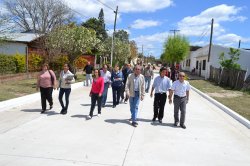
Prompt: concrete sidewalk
<box><xmin>0</xmin><ymin>84</ymin><xmax>250</xmax><ymax>166</ymax></box>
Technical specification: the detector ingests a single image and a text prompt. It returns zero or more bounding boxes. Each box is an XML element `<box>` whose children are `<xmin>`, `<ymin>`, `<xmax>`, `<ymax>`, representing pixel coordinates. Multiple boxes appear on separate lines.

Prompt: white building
<box><xmin>181</xmin><ymin>44</ymin><xmax>250</xmax><ymax>79</ymax></box>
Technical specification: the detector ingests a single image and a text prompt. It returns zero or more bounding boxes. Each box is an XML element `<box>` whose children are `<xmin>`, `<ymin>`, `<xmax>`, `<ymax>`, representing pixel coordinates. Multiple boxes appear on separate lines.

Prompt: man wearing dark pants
<box><xmin>111</xmin><ymin>65</ymin><xmax>123</xmax><ymax>108</ymax></box>
<box><xmin>169</xmin><ymin>72</ymin><xmax>190</xmax><ymax>129</ymax></box>
<box><xmin>150</xmin><ymin>67</ymin><xmax>172</xmax><ymax>123</ymax></box>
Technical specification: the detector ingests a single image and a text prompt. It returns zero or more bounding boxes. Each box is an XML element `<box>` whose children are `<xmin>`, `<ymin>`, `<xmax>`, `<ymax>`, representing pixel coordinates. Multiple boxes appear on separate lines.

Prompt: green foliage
<box><xmin>82</xmin><ymin>17</ymin><xmax>107</xmax><ymax>41</ymax></box>
<box><xmin>162</xmin><ymin>35</ymin><xmax>190</xmax><ymax>63</ymax></box>
<box><xmin>28</xmin><ymin>53</ymin><xmax>44</xmax><ymax>72</ymax></box>
<box><xmin>45</xmin><ymin>24</ymin><xmax>102</xmax><ymax>65</ymax></box>
<box><xmin>219</xmin><ymin>48</ymin><xmax>241</xmax><ymax>70</ymax></box>
<box><xmin>114</xmin><ymin>30</ymin><xmax>129</xmax><ymax>43</ymax></box>
<box><xmin>0</xmin><ymin>54</ymin><xmax>16</xmax><ymax>74</ymax></box>
<box><xmin>49</xmin><ymin>55</ymin><xmax>69</xmax><ymax>71</ymax></box>
<box><xmin>13</xmin><ymin>53</ymin><xmax>26</xmax><ymax>73</ymax></box>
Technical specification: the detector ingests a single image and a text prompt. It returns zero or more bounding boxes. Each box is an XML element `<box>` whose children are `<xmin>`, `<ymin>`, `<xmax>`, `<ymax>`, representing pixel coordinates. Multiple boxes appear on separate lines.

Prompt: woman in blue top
<box><xmin>111</xmin><ymin>65</ymin><xmax>124</xmax><ymax>108</ymax></box>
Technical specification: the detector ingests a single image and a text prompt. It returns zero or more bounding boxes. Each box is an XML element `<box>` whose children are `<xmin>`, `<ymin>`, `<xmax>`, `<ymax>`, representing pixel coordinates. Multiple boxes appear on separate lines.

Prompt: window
<box><xmin>202</xmin><ymin>60</ymin><xmax>206</xmax><ymax>70</ymax></box>
<box><xmin>196</xmin><ymin>61</ymin><xmax>199</xmax><ymax>69</ymax></box>
<box><xmin>186</xmin><ymin>59</ymin><xmax>190</xmax><ymax>67</ymax></box>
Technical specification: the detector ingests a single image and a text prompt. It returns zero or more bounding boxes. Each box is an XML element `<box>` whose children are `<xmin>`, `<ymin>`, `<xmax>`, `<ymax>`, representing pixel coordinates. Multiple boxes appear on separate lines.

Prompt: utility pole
<box><xmin>111</xmin><ymin>6</ymin><xmax>118</xmax><ymax>67</ymax></box>
<box><xmin>208</xmin><ymin>18</ymin><xmax>214</xmax><ymax>62</ymax></box>
<box><xmin>170</xmin><ymin>29</ymin><xmax>180</xmax><ymax>36</ymax></box>
<box><xmin>238</xmin><ymin>40</ymin><xmax>241</xmax><ymax>48</ymax></box>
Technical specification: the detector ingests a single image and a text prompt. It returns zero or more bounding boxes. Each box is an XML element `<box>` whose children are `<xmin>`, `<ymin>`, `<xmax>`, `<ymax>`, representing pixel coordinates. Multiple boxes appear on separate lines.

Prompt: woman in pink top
<box><xmin>36</xmin><ymin>63</ymin><xmax>57</xmax><ymax>113</ymax></box>
<box><xmin>88</xmin><ymin>69</ymin><xmax>104</xmax><ymax>119</ymax></box>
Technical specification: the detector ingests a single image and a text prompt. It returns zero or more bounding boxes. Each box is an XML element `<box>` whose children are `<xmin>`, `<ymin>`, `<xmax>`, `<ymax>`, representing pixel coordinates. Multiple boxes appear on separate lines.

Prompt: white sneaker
<box><xmin>124</xmin><ymin>101</ymin><xmax>127</xmax><ymax>104</ymax></box>
<box><xmin>87</xmin><ymin>115</ymin><xmax>92</xmax><ymax>119</ymax></box>
<box><xmin>97</xmin><ymin>113</ymin><xmax>101</xmax><ymax>117</ymax></box>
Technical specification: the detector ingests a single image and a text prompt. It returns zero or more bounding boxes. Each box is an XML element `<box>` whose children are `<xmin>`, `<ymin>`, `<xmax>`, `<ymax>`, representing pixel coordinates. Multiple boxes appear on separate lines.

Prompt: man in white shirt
<box><xmin>100</xmin><ymin>64</ymin><xmax>111</xmax><ymax>107</ymax></box>
<box><xmin>150</xmin><ymin>67</ymin><xmax>172</xmax><ymax>123</ymax></box>
<box><xmin>169</xmin><ymin>72</ymin><xmax>191</xmax><ymax>129</ymax></box>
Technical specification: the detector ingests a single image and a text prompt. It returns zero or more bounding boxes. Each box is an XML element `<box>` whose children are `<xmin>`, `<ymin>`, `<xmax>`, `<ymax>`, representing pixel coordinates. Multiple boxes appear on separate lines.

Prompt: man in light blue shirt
<box><xmin>150</xmin><ymin>67</ymin><xmax>172</xmax><ymax>123</ymax></box>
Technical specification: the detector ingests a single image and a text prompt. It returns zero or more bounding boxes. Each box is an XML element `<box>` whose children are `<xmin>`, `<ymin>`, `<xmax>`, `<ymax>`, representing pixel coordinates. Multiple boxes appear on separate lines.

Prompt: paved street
<box><xmin>0</xmin><ymin>83</ymin><xmax>250</xmax><ymax>166</ymax></box>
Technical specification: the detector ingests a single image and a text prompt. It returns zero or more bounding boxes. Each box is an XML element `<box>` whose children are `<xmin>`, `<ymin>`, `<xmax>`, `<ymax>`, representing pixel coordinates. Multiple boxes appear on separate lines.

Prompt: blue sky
<box><xmin>1</xmin><ymin>0</ymin><xmax>249</xmax><ymax>58</ymax></box>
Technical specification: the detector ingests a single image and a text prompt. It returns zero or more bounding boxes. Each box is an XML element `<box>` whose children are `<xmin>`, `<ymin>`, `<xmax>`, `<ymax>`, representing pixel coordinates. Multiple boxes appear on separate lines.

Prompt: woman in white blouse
<box><xmin>58</xmin><ymin>63</ymin><xmax>75</xmax><ymax>114</ymax></box>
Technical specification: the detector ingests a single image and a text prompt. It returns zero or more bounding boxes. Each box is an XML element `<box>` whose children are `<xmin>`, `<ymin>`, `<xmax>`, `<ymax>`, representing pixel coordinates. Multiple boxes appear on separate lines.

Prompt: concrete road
<box><xmin>0</xmin><ymin>83</ymin><xmax>249</xmax><ymax>166</ymax></box>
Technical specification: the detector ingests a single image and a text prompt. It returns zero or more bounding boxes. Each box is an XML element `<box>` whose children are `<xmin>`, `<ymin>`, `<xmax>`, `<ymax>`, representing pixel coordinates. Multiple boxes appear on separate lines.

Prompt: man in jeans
<box><xmin>125</xmin><ymin>65</ymin><xmax>145</xmax><ymax>127</ymax></box>
<box><xmin>83</xmin><ymin>61</ymin><xmax>93</xmax><ymax>86</ymax></box>
<box><xmin>143</xmin><ymin>63</ymin><xmax>154</xmax><ymax>93</ymax></box>
<box><xmin>100</xmin><ymin>64</ymin><xmax>111</xmax><ymax>107</ymax></box>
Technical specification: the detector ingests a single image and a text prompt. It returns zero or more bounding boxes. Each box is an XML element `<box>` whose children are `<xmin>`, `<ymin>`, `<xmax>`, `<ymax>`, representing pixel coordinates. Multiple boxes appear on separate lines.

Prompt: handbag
<box><xmin>48</xmin><ymin>70</ymin><xmax>54</xmax><ymax>85</ymax></box>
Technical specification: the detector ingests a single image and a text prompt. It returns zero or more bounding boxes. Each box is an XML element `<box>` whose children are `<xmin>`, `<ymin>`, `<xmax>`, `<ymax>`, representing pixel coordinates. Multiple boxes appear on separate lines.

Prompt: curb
<box><xmin>0</xmin><ymin>82</ymin><xmax>84</xmax><ymax>112</ymax></box>
<box><xmin>191</xmin><ymin>86</ymin><xmax>250</xmax><ymax>129</ymax></box>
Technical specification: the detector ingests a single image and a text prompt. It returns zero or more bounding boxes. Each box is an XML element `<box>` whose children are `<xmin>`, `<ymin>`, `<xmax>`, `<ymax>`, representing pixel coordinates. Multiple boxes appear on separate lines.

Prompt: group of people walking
<box><xmin>36</xmin><ymin>62</ymin><xmax>191</xmax><ymax>129</ymax></box>
<box><xmin>36</xmin><ymin>63</ymin><xmax>75</xmax><ymax>115</ymax></box>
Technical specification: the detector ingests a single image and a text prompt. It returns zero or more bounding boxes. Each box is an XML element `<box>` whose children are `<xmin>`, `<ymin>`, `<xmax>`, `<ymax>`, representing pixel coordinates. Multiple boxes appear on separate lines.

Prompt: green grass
<box><xmin>0</xmin><ymin>73</ymin><xmax>85</xmax><ymax>102</ymax></box>
<box><xmin>0</xmin><ymin>79</ymin><xmax>37</xmax><ymax>101</ymax></box>
<box><xmin>189</xmin><ymin>79</ymin><xmax>250</xmax><ymax>121</ymax></box>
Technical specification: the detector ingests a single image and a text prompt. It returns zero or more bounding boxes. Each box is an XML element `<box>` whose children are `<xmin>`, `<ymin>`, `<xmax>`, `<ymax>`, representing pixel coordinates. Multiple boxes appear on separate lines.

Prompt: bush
<box><xmin>28</xmin><ymin>53</ymin><xmax>44</xmax><ymax>72</ymax></box>
<box><xmin>13</xmin><ymin>53</ymin><xmax>26</xmax><ymax>73</ymax></box>
<box><xmin>49</xmin><ymin>55</ymin><xmax>69</xmax><ymax>72</ymax></box>
<box><xmin>0</xmin><ymin>54</ymin><xmax>16</xmax><ymax>74</ymax></box>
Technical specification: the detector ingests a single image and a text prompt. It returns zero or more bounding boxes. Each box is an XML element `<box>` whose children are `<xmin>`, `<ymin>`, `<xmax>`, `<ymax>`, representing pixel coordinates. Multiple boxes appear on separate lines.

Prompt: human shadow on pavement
<box><xmin>151</xmin><ymin>122</ymin><xmax>176</xmax><ymax>128</ymax></box>
<box><xmin>105</xmin><ymin>119</ymin><xmax>131</xmax><ymax>125</ymax></box>
<box><xmin>81</xmin><ymin>104</ymin><xmax>92</xmax><ymax>107</ymax></box>
<box><xmin>43</xmin><ymin>111</ymin><xmax>60</xmax><ymax>116</ymax></box>
<box><xmin>71</xmin><ymin>114</ymin><xmax>91</xmax><ymax>120</ymax></box>
<box><xmin>21</xmin><ymin>109</ymin><xmax>41</xmax><ymax>112</ymax></box>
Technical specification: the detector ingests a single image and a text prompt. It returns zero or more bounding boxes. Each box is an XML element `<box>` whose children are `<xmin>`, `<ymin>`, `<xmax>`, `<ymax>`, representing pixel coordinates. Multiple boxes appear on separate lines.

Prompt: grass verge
<box><xmin>0</xmin><ymin>73</ymin><xmax>85</xmax><ymax>102</ymax></box>
<box><xmin>189</xmin><ymin>79</ymin><xmax>250</xmax><ymax>121</ymax></box>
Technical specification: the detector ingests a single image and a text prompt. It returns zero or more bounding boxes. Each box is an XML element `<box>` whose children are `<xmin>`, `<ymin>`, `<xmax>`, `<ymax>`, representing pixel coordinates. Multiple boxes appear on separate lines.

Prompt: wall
<box><xmin>0</xmin><ymin>42</ymin><xmax>27</xmax><ymax>55</ymax></box>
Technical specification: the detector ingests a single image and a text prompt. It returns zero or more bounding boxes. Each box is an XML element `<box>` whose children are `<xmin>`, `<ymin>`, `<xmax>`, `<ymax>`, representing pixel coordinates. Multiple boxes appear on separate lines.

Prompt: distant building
<box><xmin>181</xmin><ymin>44</ymin><xmax>250</xmax><ymax>79</ymax></box>
<box><xmin>0</xmin><ymin>32</ymin><xmax>44</xmax><ymax>56</ymax></box>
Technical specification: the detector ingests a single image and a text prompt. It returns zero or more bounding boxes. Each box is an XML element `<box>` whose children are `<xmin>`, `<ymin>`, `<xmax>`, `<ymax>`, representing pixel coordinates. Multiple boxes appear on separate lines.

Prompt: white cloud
<box><xmin>177</xmin><ymin>4</ymin><xmax>247</xmax><ymax>37</ymax></box>
<box><xmin>215</xmin><ymin>33</ymin><xmax>250</xmax><ymax>43</ymax></box>
<box><xmin>131</xmin><ymin>19</ymin><xmax>161</xmax><ymax>29</ymax></box>
<box><xmin>66</xmin><ymin>0</ymin><xmax>173</xmax><ymax>24</ymax></box>
<box><xmin>131</xmin><ymin>32</ymin><xmax>169</xmax><ymax>56</ymax></box>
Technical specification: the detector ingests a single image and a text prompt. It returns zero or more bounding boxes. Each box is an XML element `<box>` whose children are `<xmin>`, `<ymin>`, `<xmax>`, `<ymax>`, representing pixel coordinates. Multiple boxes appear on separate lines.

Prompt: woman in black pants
<box><xmin>88</xmin><ymin>69</ymin><xmax>104</xmax><ymax>119</ymax></box>
<box><xmin>36</xmin><ymin>63</ymin><xmax>57</xmax><ymax>113</ymax></box>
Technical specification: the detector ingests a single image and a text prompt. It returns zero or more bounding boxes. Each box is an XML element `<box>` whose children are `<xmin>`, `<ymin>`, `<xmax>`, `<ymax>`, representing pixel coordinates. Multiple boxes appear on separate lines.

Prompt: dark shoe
<box><xmin>60</xmin><ymin>108</ymin><xmax>65</xmax><ymax>114</ymax></box>
<box><xmin>61</xmin><ymin>111</ymin><xmax>67</xmax><ymax>115</ymax></box>
<box><xmin>41</xmin><ymin>109</ymin><xmax>46</xmax><ymax>114</ymax></box>
<box><xmin>152</xmin><ymin>117</ymin><xmax>156</xmax><ymax>122</ymax></box>
<box><xmin>102</xmin><ymin>105</ymin><xmax>105</xmax><ymax>108</ymax></box>
<box><xmin>158</xmin><ymin>119</ymin><xmax>162</xmax><ymax>123</ymax></box>
<box><xmin>49</xmin><ymin>105</ymin><xmax>53</xmax><ymax>110</ymax></box>
<box><xmin>132</xmin><ymin>122</ymin><xmax>138</xmax><ymax>127</ymax></box>
<box><xmin>180</xmin><ymin>124</ymin><xmax>186</xmax><ymax>129</ymax></box>
<box><xmin>112</xmin><ymin>105</ymin><xmax>116</xmax><ymax>108</ymax></box>
<box><xmin>174</xmin><ymin>122</ymin><xmax>179</xmax><ymax>127</ymax></box>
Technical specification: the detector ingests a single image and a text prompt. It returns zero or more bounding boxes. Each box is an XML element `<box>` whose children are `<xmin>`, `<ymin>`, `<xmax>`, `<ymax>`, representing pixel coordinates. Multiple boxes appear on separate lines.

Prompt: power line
<box><xmin>94</xmin><ymin>0</ymin><xmax>115</xmax><ymax>11</ymax></box>
<box><xmin>70</xmin><ymin>8</ymin><xmax>90</xmax><ymax>19</ymax></box>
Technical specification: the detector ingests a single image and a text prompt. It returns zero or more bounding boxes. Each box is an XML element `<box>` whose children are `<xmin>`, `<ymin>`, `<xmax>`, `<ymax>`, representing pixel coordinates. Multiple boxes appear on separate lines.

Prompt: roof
<box><xmin>0</xmin><ymin>33</ymin><xmax>43</xmax><ymax>43</ymax></box>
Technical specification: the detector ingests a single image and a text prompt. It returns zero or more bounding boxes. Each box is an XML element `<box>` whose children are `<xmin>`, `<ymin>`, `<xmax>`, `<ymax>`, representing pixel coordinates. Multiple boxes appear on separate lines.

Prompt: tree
<box><xmin>98</xmin><ymin>8</ymin><xmax>105</xmax><ymax>30</ymax></box>
<box><xmin>162</xmin><ymin>35</ymin><xmax>190</xmax><ymax>64</ymax></box>
<box><xmin>114</xmin><ymin>30</ymin><xmax>129</xmax><ymax>43</ymax></box>
<box><xmin>82</xmin><ymin>10</ymin><xmax>108</xmax><ymax>42</ymax></box>
<box><xmin>3</xmin><ymin>0</ymin><xmax>73</xmax><ymax>33</ymax></box>
<box><xmin>219</xmin><ymin>47</ymin><xmax>241</xmax><ymax>70</ymax></box>
<box><xmin>45</xmin><ymin>24</ymin><xmax>102</xmax><ymax>65</ymax></box>
<box><xmin>128</xmin><ymin>40</ymin><xmax>138</xmax><ymax>62</ymax></box>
